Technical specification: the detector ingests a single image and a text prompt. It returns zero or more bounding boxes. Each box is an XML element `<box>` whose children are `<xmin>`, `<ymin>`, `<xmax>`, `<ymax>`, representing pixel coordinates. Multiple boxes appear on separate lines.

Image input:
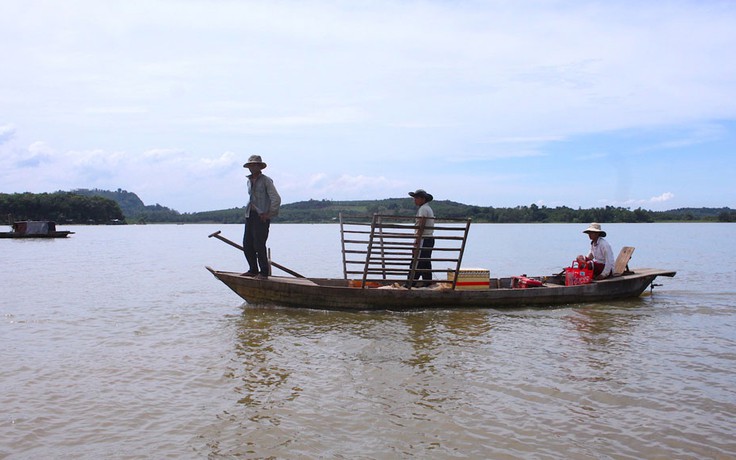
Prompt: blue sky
<box><xmin>1</xmin><ymin>0</ymin><xmax>734</xmax><ymax>213</ymax></box>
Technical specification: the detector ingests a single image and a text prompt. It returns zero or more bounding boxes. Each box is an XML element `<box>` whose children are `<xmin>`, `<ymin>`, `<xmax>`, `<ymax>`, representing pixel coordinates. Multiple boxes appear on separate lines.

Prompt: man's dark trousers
<box><xmin>243</xmin><ymin>210</ymin><xmax>271</xmax><ymax>276</ymax></box>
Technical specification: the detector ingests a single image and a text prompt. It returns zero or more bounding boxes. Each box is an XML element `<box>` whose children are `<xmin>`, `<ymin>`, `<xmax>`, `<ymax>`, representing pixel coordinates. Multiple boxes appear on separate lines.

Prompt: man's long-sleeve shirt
<box><xmin>247</xmin><ymin>173</ymin><xmax>281</xmax><ymax>218</ymax></box>
<box><xmin>588</xmin><ymin>237</ymin><xmax>614</xmax><ymax>278</ymax></box>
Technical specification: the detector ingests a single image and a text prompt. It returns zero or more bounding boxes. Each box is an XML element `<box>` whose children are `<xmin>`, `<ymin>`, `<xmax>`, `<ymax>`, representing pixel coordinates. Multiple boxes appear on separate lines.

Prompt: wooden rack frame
<box><xmin>339</xmin><ymin>213</ymin><xmax>472</xmax><ymax>289</ymax></box>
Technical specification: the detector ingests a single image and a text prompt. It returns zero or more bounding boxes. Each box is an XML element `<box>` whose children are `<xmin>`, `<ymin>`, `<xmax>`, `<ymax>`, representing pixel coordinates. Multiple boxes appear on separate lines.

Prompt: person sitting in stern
<box><xmin>576</xmin><ymin>222</ymin><xmax>614</xmax><ymax>280</ymax></box>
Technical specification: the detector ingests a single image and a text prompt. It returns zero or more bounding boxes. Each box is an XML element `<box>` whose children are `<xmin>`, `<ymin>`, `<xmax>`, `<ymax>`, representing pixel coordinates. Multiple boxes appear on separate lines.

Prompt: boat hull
<box><xmin>207</xmin><ymin>267</ymin><xmax>676</xmax><ymax>311</ymax></box>
<box><xmin>0</xmin><ymin>231</ymin><xmax>74</xmax><ymax>239</ymax></box>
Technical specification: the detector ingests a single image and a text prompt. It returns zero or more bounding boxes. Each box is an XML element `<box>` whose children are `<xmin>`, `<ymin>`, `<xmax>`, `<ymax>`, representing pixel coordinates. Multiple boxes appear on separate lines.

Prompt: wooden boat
<box><xmin>206</xmin><ymin>267</ymin><xmax>675</xmax><ymax>311</ymax></box>
<box><xmin>0</xmin><ymin>221</ymin><xmax>75</xmax><ymax>239</ymax></box>
<box><xmin>207</xmin><ymin>214</ymin><xmax>676</xmax><ymax>311</ymax></box>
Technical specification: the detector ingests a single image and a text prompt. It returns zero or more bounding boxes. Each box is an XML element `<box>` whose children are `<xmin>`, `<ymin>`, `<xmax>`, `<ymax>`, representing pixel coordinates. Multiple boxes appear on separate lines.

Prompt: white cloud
<box><xmin>650</xmin><ymin>192</ymin><xmax>675</xmax><ymax>203</ymax></box>
<box><xmin>0</xmin><ymin>124</ymin><xmax>16</xmax><ymax>144</ymax></box>
<box><xmin>609</xmin><ymin>192</ymin><xmax>676</xmax><ymax>209</ymax></box>
<box><xmin>280</xmin><ymin>172</ymin><xmax>406</xmax><ymax>201</ymax></box>
<box><xmin>198</xmin><ymin>151</ymin><xmax>238</xmax><ymax>170</ymax></box>
<box><xmin>143</xmin><ymin>149</ymin><xmax>183</xmax><ymax>161</ymax></box>
<box><xmin>12</xmin><ymin>141</ymin><xmax>54</xmax><ymax>168</ymax></box>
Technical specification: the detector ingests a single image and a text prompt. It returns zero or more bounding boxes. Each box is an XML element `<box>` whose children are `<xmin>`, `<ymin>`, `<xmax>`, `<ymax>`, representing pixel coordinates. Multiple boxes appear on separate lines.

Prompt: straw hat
<box><xmin>409</xmin><ymin>189</ymin><xmax>433</xmax><ymax>202</ymax></box>
<box><xmin>243</xmin><ymin>155</ymin><xmax>267</xmax><ymax>169</ymax></box>
<box><xmin>583</xmin><ymin>222</ymin><xmax>606</xmax><ymax>237</ymax></box>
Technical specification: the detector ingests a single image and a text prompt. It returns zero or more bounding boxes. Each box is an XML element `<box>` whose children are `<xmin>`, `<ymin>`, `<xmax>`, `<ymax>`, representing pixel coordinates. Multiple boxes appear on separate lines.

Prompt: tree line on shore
<box><xmin>2</xmin><ymin>190</ymin><xmax>734</xmax><ymax>225</ymax></box>
<box><xmin>1</xmin><ymin>191</ymin><xmax>124</xmax><ymax>224</ymax></box>
<box><xmin>183</xmin><ymin>198</ymin><xmax>736</xmax><ymax>224</ymax></box>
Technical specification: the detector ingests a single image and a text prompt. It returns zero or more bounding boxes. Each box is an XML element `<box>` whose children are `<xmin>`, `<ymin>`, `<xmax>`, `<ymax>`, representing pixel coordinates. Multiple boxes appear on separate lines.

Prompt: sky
<box><xmin>1</xmin><ymin>0</ymin><xmax>735</xmax><ymax>213</ymax></box>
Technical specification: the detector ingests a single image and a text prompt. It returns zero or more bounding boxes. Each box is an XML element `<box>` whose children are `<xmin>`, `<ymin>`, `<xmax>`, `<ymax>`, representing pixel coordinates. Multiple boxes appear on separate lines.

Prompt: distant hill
<box><xmin>72</xmin><ymin>188</ymin><xmax>146</xmax><ymax>215</ymax></box>
<box><xmin>72</xmin><ymin>188</ymin><xmax>181</xmax><ymax>223</ymax></box>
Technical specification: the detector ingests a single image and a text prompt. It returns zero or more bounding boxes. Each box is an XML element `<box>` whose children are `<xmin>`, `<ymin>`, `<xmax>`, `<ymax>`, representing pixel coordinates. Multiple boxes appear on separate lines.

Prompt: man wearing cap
<box><xmin>577</xmin><ymin>222</ymin><xmax>614</xmax><ymax>279</ymax></box>
<box><xmin>242</xmin><ymin>155</ymin><xmax>281</xmax><ymax>279</ymax></box>
<box><xmin>408</xmin><ymin>189</ymin><xmax>435</xmax><ymax>287</ymax></box>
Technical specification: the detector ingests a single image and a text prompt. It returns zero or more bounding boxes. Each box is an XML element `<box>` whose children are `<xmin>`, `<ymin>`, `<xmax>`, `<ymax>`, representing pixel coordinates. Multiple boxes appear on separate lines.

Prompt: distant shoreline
<box><xmin>2</xmin><ymin>190</ymin><xmax>735</xmax><ymax>225</ymax></box>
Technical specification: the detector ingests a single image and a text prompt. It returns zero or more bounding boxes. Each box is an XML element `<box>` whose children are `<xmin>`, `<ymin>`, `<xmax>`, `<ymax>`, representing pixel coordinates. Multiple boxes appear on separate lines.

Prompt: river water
<box><xmin>1</xmin><ymin>223</ymin><xmax>735</xmax><ymax>459</ymax></box>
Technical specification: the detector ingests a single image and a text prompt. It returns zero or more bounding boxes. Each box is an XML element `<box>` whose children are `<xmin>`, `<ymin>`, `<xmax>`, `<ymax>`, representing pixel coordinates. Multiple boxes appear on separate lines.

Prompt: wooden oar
<box><xmin>208</xmin><ymin>230</ymin><xmax>306</xmax><ymax>278</ymax></box>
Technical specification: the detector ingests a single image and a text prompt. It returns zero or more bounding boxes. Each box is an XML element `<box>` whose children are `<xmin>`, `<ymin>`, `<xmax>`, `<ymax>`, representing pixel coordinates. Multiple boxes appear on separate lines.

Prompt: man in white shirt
<box><xmin>578</xmin><ymin>222</ymin><xmax>614</xmax><ymax>279</ymax></box>
<box><xmin>408</xmin><ymin>189</ymin><xmax>435</xmax><ymax>287</ymax></box>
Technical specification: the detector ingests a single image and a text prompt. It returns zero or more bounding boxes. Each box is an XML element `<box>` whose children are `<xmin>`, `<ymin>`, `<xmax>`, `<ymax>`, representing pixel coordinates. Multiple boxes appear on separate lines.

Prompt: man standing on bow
<box><xmin>242</xmin><ymin>155</ymin><xmax>281</xmax><ymax>279</ymax></box>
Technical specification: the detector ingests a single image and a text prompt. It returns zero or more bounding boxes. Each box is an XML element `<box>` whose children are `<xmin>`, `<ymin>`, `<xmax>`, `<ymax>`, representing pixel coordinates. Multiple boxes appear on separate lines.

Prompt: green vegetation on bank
<box><xmin>187</xmin><ymin>199</ymin><xmax>736</xmax><ymax>224</ymax></box>
<box><xmin>1</xmin><ymin>191</ymin><xmax>124</xmax><ymax>224</ymax></box>
<box><xmin>71</xmin><ymin>188</ymin><xmax>181</xmax><ymax>223</ymax></box>
<box><xmin>2</xmin><ymin>189</ymin><xmax>734</xmax><ymax>225</ymax></box>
